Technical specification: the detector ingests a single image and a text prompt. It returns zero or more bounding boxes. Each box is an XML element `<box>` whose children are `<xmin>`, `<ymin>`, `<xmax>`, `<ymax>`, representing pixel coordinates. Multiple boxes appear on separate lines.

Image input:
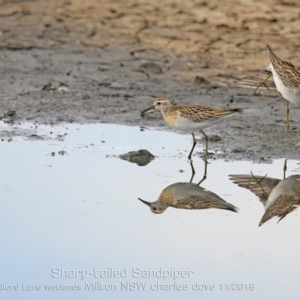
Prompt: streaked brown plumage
<box><xmin>267</xmin><ymin>45</ymin><xmax>300</xmax><ymax>132</ymax></box>
<box><xmin>236</xmin><ymin>45</ymin><xmax>300</xmax><ymax>132</ymax></box>
<box><xmin>230</xmin><ymin>173</ymin><xmax>300</xmax><ymax>226</ymax></box>
<box><xmin>141</xmin><ymin>97</ymin><xmax>241</xmax><ymax>159</ymax></box>
<box><xmin>267</xmin><ymin>45</ymin><xmax>300</xmax><ymax>92</ymax></box>
<box><xmin>138</xmin><ymin>182</ymin><xmax>238</xmax><ymax>214</ymax></box>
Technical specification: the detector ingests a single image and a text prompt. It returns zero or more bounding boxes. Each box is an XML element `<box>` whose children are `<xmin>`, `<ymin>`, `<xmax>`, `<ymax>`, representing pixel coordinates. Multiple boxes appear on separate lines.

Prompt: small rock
<box><xmin>2</xmin><ymin>110</ymin><xmax>16</xmax><ymax>123</ymax></box>
<box><xmin>42</xmin><ymin>82</ymin><xmax>69</xmax><ymax>92</ymax></box>
<box><xmin>57</xmin><ymin>82</ymin><xmax>69</xmax><ymax>92</ymax></box>
<box><xmin>119</xmin><ymin>149</ymin><xmax>155</xmax><ymax>166</ymax></box>
<box><xmin>138</xmin><ymin>62</ymin><xmax>163</xmax><ymax>74</ymax></box>
<box><xmin>42</xmin><ymin>82</ymin><xmax>56</xmax><ymax>91</ymax></box>
<box><xmin>58</xmin><ymin>150</ymin><xmax>68</xmax><ymax>155</ymax></box>
<box><xmin>231</xmin><ymin>147</ymin><xmax>245</xmax><ymax>153</ymax></box>
<box><xmin>29</xmin><ymin>134</ymin><xmax>43</xmax><ymax>140</ymax></box>
<box><xmin>194</xmin><ymin>76</ymin><xmax>209</xmax><ymax>86</ymax></box>
<box><xmin>209</xmin><ymin>135</ymin><xmax>221</xmax><ymax>142</ymax></box>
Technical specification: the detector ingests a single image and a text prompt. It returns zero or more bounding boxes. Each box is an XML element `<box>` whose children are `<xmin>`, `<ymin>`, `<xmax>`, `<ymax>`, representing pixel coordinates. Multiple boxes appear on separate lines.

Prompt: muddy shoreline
<box><xmin>1</xmin><ymin>0</ymin><xmax>300</xmax><ymax>161</ymax></box>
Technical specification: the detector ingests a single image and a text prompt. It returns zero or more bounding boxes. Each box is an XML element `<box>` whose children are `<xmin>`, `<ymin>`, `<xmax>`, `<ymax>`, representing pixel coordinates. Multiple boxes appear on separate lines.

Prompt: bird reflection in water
<box><xmin>230</xmin><ymin>159</ymin><xmax>300</xmax><ymax>226</ymax></box>
<box><xmin>138</xmin><ymin>160</ymin><xmax>238</xmax><ymax>214</ymax></box>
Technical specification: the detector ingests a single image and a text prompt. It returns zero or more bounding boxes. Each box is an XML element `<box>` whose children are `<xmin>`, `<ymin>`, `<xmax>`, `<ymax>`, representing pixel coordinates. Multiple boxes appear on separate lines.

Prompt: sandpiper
<box><xmin>265</xmin><ymin>45</ymin><xmax>300</xmax><ymax>132</ymax></box>
<box><xmin>141</xmin><ymin>97</ymin><xmax>241</xmax><ymax>159</ymax></box>
<box><xmin>236</xmin><ymin>45</ymin><xmax>300</xmax><ymax>132</ymax></box>
<box><xmin>230</xmin><ymin>161</ymin><xmax>300</xmax><ymax>226</ymax></box>
<box><xmin>138</xmin><ymin>182</ymin><xmax>238</xmax><ymax>214</ymax></box>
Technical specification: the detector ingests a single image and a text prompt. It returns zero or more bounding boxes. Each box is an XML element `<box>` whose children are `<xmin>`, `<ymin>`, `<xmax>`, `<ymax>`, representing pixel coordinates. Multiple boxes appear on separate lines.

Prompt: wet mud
<box><xmin>1</xmin><ymin>0</ymin><xmax>300</xmax><ymax>160</ymax></box>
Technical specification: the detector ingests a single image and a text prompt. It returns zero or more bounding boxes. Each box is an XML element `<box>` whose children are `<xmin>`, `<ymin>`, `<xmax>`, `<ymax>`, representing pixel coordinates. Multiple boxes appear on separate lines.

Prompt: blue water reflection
<box><xmin>0</xmin><ymin>124</ymin><xmax>299</xmax><ymax>300</ymax></box>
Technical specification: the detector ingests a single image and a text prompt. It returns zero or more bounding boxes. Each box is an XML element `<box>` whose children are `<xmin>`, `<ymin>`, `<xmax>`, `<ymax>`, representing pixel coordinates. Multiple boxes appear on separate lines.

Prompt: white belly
<box><xmin>265</xmin><ymin>175</ymin><xmax>300</xmax><ymax>209</ymax></box>
<box><xmin>271</xmin><ymin>65</ymin><xmax>300</xmax><ymax>105</ymax></box>
<box><xmin>265</xmin><ymin>185</ymin><xmax>282</xmax><ymax>209</ymax></box>
<box><xmin>171</xmin><ymin>115</ymin><xmax>236</xmax><ymax>133</ymax></box>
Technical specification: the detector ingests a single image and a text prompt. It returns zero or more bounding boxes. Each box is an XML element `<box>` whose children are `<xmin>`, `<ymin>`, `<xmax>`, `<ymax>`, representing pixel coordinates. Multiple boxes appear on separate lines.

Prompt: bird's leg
<box><xmin>286</xmin><ymin>101</ymin><xmax>290</xmax><ymax>132</ymax></box>
<box><xmin>188</xmin><ymin>133</ymin><xmax>197</xmax><ymax>160</ymax></box>
<box><xmin>198</xmin><ymin>158</ymin><xmax>208</xmax><ymax>185</ymax></box>
<box><xmin>189</xmin><ymin>161</ymin><xmax>196</xmax><ymax>183</ymax></box>
<box><xmin>250</xmin><ymin>171</ymin><xmax>268</xmax><ymax>199</ymax></box>
<box><xmin>201</xmin><ymin>130</ymin><xmax>209</xmax><ymax>160</ymax></box>
<box><xmin>253</xmin><ymin>72</ymin><xmax>272</xmax><ymax>95</ymax></box>
<box><xmin>285</xmin><ymin>101</ymin><xmax>294</xmax><ymax>133</ymax></box>
<box><xmin>283</xmin><ymin>159</ymin><xmax>287</xmax><ymax>179</ymax></box>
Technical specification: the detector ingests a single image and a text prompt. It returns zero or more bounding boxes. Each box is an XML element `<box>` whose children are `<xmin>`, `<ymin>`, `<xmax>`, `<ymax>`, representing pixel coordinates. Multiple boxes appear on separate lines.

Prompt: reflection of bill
<box><xmin>139</xmin><ymin>182</ymin><xmax>238</xmax><ymax>214</ymax></box>
<box><xmin>230</xmin><ymin>165</ymin><xmax>300</xmax><ymax>226</ymax></box>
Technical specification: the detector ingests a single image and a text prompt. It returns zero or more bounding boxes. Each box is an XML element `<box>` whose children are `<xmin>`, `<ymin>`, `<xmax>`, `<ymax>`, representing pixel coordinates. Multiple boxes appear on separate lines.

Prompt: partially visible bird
<box><xmin>230</xmin><ymin>173</ymin><xmax>300</xmax><ymax>226</ymax></box>
<box><xmin>235</xmin><ymin>45</ymin><xmax>300</xmax><ymax>133</ymax></box>
<box><xmin>266</xmin><ymin>45</ymin><xmax>300</xmax><ymax>133</ymax></box>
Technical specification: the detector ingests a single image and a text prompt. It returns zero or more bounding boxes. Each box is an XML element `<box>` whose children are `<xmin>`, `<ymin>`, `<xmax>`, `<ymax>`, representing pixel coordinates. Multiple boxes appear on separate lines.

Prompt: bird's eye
<box><xmin>153</xmin><ymin>207</ymin><xmax>157</xmax><ymax>210</ymax></box>
<box><xmin>157</xmin><ymin>102</ymin><xmax>161</xmax><ymax>106</ymax></box>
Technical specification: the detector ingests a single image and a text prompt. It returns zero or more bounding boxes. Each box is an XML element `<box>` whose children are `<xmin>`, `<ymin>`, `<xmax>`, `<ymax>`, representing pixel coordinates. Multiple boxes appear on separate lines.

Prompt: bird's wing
<box><xmin>178</xmin><ymin>105</ymin><xmax>239</xmax><ymax>122</ymax></box>
<box><xmin>234</xmin><ymin>72</ymin><xmax>276</xmax><ymax>92</ymax></box>
<box><xmin>267</xmin><ymin>45</ymin><xmax>300</xmax><ymax>88</ymax></box>
<box><xmin>229</xmin><ymin>174</ymin><xmax>281</xmax><ymax>205</ymax></box>
<box><xmin>259</xmin><ymin>194</ymin><xmax>300</xmax><ymax>226</ymax></box>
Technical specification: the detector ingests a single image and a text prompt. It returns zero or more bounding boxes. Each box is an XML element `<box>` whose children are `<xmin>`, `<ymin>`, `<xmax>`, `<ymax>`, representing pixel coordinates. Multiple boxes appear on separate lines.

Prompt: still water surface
<box><xmin>0</xmin><ymin>124</ymin><xmax>299</xmax><ymax>299</ymax></box>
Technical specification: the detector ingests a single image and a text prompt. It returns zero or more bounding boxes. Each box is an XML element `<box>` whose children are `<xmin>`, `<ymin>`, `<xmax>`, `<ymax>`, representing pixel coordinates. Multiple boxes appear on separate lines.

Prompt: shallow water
<box><xmin>0</xmin><ymin>123</ymin><xmax>299</xmax><ymax>300</ymax></box>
